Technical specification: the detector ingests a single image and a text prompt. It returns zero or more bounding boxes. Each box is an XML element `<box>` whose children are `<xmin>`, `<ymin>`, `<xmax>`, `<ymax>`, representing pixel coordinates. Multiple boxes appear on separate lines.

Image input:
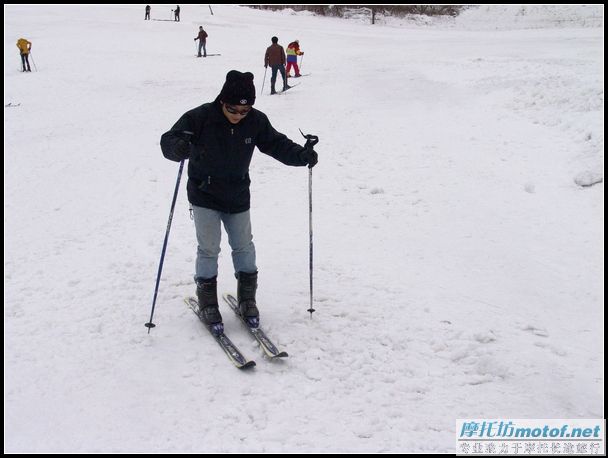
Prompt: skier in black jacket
<box><xmin>161</xmin><ymin>70</ymin><xmax>318</xmax><ymax>330</ymax></box>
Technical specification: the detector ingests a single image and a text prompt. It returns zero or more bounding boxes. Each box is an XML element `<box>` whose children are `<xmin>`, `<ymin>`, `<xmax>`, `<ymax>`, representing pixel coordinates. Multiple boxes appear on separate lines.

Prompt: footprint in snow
<box><xmin>522</xmin><ymin>324</ymin><xmax>549</xmax><ymax>337</ymax></box>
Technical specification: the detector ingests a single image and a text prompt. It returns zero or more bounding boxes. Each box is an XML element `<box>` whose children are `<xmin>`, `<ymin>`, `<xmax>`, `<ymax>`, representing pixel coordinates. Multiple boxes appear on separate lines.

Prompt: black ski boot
<box><xmin>237</xmin><ymin>271</ymin><xmax>260</xmax><ymax>328</ymax></box>
<box><xmin>195</xmin><ymin>276</ymin><xmax>223</xmax><ymax>334</ymax></box>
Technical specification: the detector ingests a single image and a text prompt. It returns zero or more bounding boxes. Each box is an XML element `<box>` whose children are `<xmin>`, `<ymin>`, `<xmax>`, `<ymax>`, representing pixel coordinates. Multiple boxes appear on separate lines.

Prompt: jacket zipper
<box><xmin>228</xmin><ymin>126</ymin><xmax>235</xmax><ymax>212</ymax></box>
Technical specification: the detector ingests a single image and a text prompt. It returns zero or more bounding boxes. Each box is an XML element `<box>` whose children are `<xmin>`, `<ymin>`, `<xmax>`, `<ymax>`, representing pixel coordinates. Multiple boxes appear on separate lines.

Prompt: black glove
<box><xmin>173</xmin><ymin>139</ymin><xmax>191</xmax><ymax>160</ymax></box>
<box><xmin>299</xmin><ymin>147</ymin><xmax>318</xmax><ymax>168</ymax></box>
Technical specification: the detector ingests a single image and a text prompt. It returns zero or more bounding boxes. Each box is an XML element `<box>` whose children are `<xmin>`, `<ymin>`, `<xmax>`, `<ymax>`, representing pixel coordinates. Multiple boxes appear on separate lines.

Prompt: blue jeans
<box><xmin>192</xmin><ymin>205</ymin><xmax>257</xmax><ymax>280</ymax></box>
<box><xmin>270</xmin><ymin>64</ymin><xmax>287</xmax><ymax>92</ymax></box>
<box><xmin>197</xmin><ymin>41</ymin><xmax>206</xmax><ymax>57</ymax></box>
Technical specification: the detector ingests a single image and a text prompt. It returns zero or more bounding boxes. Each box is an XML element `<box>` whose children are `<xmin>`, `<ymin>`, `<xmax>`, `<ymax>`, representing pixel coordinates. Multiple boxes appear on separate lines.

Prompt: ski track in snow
<box><xmin>4</xmin><ymin>4</ymin><xmax>603</xmax><ymax>453</ymax></box>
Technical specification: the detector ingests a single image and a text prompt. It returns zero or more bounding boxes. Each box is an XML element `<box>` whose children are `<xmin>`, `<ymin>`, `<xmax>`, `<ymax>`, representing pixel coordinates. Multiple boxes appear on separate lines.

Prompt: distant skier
<box><xmin>264</xmin><ymin>36</ymin><xmax>290</xmax><ymax>95</ymax></box>
<box><xmin>145</xmin><ymin>5</ymin><xmax>151</xmax><ymax>20</ymax></box>
<box><xmin>174</xmin><ymin>5</ymin><xmax>180</xmax><ymax>21</ymax></box>
<box><xmin>286</xmin><ymin>39</ymin><xmax>304</xmax><ymax>77</ymax></box>
<box><xmin>194</xmin><ymin>26</ymin><xmax>208</xmax><ymax>57</ymax></box>
<box><xmin>16</xmin><ymin>38</ymin><xmax>32</xmax><ymax>72</ymax></box>
<box><xmin>160</xmin><ymin>70</ymin><xmax>318</xmax><ymax>328</ymax></box>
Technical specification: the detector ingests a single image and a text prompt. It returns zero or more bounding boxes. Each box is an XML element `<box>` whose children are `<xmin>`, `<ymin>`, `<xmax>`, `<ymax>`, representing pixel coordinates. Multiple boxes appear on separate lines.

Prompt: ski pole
<box><xmin>299</xmin><ymin>53</ymin><xmax>304</xmax><ymax>73</ymax></box>
<box><xmin>299</xmin><ymin>129</ymin><xmax>319</xmax><ymax>318</ymax></box>
<box><xmin>261</xmin><ymin>66</ymin><xmax>268</xmax><ymax>95</ymax></box>
<box><xmin>308</xmin><ymin>165</ymin><xmax>314</xmax><ymax>318</ymax></box>
<box><xmin>145</xmin><ymin>134</ymin><xmax>192</xmax><ymax>332</ymax></box>
<box><xmin>145</xmin><ymin>159</ymin><xmax>184</xmax><ymax>332</ymax></box>
<box><xmin>29</xmin><ymin>52</ymin><xmax>37</xmax><ymax>72</ymax></box>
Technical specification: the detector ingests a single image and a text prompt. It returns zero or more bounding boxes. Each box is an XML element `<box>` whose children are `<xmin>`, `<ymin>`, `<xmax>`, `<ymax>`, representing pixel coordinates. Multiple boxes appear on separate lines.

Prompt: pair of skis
<box><xmin>268</xmin><ymin>73</ymin><xmax>312</xmax><ymax>96</ymax></box>
<box><xmin>185</xmin><ymin>294</ymin><xmax>288</xmax><ymax>369</ymax></box>
<box><xmin>272</xmin><ymin>82</ymin><xmax>300</xmax><ymax>96</ymax></box>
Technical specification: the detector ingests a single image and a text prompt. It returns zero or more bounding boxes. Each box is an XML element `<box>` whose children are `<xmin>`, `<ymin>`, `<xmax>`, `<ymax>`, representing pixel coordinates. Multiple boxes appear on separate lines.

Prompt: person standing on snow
<box><xmin>160</xmin><ymin>70</ymin><xmax>318</xmax><ymax>330</ymax></box>
<box><xmin>286</xmin><ymin>39</ymin><xmax>304</xmax><ymax>78</ymax></box>
<box><xmin>145</xmin><ymin>5</ymin><xmax>151</xmax><ymax>20</ymax></box>
<box><xmin>174</xmin><ymin>5</ymin><xmax>180</xmax><ymax>21</ymax></box>
<box><xmin>194</xmin><ymin>26</ymin><xmax>208</xmax><ymax>57</ymax></box>
<box><xmin>264</xmin><ymin>36</ymin><xmax>290</xmax><ymax>95</ymax></box>
<box><xmin>16</xmin><ymin>38</ymin><xmax>32</xmax><ymax>72</ymax></box>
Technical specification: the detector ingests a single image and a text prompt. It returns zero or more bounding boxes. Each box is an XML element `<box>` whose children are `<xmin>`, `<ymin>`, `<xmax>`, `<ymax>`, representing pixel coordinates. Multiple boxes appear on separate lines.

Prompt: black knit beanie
<box><xmin>219</xmin><ymin>70</ymin><xmax>256</xmax><ymax>106</ymax></box>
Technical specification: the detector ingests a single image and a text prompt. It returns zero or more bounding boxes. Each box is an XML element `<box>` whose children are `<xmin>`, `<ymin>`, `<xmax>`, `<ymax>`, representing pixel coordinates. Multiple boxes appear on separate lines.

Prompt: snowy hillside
<box><xmin>4</xmin><ymin>4</ymin><xmax>604</xmax><ymax>453</ymax></box>
<box><xmin>358</xmin><ymin>4</ymin><xmax>603</xmax><ymax>30</ymax></box>
<box><xmin>454</xmin><ymin>4</ymin><xmax>604</xmax><ymax>29</ymax></box>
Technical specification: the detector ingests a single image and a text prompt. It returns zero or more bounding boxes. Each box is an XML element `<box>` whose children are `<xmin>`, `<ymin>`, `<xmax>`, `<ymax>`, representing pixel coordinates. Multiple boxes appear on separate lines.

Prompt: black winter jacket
<box><xmin>161</xmin><ymin>101</ymin><xmax>307</xmax><ymax>213</ymax></box>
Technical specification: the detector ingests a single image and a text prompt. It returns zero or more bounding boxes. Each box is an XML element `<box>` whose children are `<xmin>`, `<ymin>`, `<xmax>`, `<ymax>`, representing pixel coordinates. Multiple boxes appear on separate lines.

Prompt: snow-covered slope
<box><xmin>455</xmin><ymin>4</ymin><xmax>604</xmax><ymax>29</ymax></box>
<box><xmin>375</xmin><ymin>4</ymin><xmax>603</xmax><ymax>29</ymax></box>
<box><xmin>4</xmin><ymin>4</ymin><xmax>603</xmax><ymax>453</ymax></box>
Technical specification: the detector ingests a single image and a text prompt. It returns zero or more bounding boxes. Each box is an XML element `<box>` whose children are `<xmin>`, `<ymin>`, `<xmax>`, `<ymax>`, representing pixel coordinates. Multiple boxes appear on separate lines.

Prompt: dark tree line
<box><xmin>244</xmin><ymin>5</ymin><xmax>468</xmax><ymax>23</ymax></box>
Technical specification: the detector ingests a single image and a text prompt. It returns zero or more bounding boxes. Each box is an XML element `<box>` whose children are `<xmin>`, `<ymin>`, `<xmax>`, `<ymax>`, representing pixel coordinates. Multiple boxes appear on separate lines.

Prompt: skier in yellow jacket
<box><xmin>17</xmin><ymin>38</ymin><xmax>32</xmax><ymax>72</ymax></box>
<box><xmin>286</xmin><ymin>40</ymin><xmax>304</xmax><ymax>78</ymax></box>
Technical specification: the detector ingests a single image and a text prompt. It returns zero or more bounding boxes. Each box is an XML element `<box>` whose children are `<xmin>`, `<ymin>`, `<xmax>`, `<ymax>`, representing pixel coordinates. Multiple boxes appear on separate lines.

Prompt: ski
<box><xmin>196</xmin><ymin>54</ymin><xmax>221</xmax><ymax>57</ymax></box>
<box><xmin>287</xmin><ymin>73</ymin><xmax>311</xmax><ymax>78</ymax></box>
<box><xmin>284</xmin><ymin>82</ymin><xmax>300</xmax><ymax>92</ymax></box>
<box><xmin>185</xmin><ymin>297</ymin><xmax>256</xmax><ymax>369</ymax></box>
<box><xmin>222</xmin><ymin>293</ymin><xmax>288</xmax><ymax>359</ymax></box>
<box><xmin>272</xmin><ymin>83</ymin><xmax>300</xmax><ymax>95</ymax></box>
